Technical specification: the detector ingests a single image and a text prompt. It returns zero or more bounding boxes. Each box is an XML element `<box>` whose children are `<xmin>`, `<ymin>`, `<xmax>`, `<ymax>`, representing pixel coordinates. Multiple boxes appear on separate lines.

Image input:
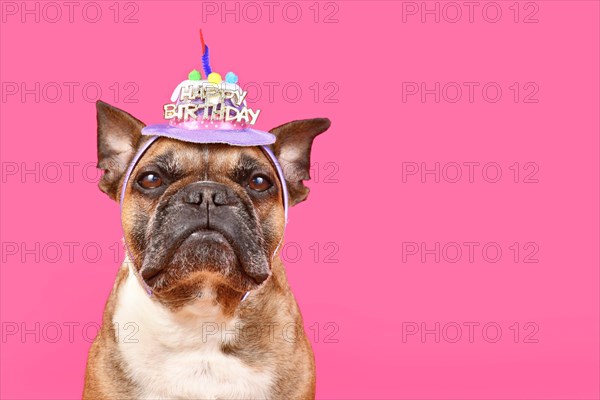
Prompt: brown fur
<box><xmin>84</xmin><ymin>257</ymin><xmax>315</xmax><ymax>399</ymax></box>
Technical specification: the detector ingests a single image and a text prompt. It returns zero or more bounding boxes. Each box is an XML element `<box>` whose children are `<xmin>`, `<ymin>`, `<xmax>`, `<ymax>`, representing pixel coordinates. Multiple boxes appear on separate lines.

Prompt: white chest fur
<box><xmin>112</xmin><ymin>269</ymin><xmax>273</xmax><ymax>399</ymax></box>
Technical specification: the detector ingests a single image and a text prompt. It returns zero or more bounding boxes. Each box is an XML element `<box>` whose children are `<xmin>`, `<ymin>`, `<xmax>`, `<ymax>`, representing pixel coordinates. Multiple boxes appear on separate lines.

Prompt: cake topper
<box><xmin>142</xmin><ymin>29</ymin><xmax>270</xmax><ymax>146</ymax></box>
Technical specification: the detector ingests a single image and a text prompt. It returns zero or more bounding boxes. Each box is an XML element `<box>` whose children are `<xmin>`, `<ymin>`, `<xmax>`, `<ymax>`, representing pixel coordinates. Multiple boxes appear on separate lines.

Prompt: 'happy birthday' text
<box><xmin>163</xmin><ymin>83</ymin><xmax>260</xmax><ymax>124</ymax></box>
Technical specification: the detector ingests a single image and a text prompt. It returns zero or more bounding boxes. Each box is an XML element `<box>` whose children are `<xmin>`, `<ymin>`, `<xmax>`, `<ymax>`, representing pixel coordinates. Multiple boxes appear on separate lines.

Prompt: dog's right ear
<box><xmin>96</xmin><ymin>100</ymin><xmax>145</xmax><ymax>201</ymax></box>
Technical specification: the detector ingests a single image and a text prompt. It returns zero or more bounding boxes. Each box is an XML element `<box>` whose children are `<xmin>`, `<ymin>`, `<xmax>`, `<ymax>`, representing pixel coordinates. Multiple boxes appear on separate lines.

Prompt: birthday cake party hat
<box><xmin>142</xmin><ymin>30</ymin><xmax>274</xmax><ymax>146</ymax></box>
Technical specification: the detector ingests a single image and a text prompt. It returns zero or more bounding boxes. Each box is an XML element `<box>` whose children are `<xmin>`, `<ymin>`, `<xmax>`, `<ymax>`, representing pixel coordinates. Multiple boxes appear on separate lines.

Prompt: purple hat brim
<box><xmin>141</xmin><ymin>124</ymin><xmax>275</xmax><ymax>146</ymax></box>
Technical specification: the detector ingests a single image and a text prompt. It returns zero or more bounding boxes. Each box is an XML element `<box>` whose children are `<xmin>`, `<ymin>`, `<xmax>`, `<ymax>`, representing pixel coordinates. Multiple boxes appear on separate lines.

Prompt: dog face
<box><xmin>123</xmin><ymin>140</ymin><xmax>284</xmax><ymax>298</ymax></box>
<box><xmin>96</xmin><ymin>101</ymin><xmax>330</xmax><ymax>309</ymax></box>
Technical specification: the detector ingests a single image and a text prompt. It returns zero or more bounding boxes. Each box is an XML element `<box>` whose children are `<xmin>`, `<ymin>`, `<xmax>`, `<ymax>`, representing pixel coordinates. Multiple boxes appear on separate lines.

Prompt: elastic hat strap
<box><xmin>259</xmin><ymin>145</ymin><xmax>288</xmax><ymax>225</ymax></box>
<box><xmin>257</xmin><ymin>146</ymin><xmax>289</xmax><ymax>298</ymax></box>
<box><xmin>118</xmin><ymin>137</ymin><xmax>289</xmax><ymax>300</ymax></box>
<box><xmin>119</xmin><ymin>136</ymin><xmax>160</xmax><ymax>213</ymax></box>
<box><xmin>119</xmin><ymin>135</ymin><xmax>160</xmax><ymax>296</ymax></box>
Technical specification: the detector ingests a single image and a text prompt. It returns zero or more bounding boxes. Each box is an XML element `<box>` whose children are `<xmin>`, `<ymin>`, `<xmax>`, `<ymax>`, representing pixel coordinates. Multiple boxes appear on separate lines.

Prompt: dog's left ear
<box><xmin>269</xmin><ymin>118</ymin><xmax>331</xmax><ymax>206</ymax></box>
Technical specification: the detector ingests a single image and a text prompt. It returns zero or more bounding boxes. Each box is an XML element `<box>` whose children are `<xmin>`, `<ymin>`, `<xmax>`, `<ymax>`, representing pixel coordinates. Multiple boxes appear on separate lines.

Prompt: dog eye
<box><xmin>138</xmin><ymin>172</ymin><xmax>163</xmax><ymax>189</ymax></box>
<box><xmin>248</xmin><ymin>174</ymin><xmax>272</xmax><ymax>192</ymax></box>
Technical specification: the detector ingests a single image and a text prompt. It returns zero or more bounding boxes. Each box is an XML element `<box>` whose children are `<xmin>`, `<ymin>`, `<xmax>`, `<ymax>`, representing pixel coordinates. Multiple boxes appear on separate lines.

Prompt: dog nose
<box><xmin>181</xmin><ymin>181</ymin><xmax>235</xmax><ymax>207</ymax></box>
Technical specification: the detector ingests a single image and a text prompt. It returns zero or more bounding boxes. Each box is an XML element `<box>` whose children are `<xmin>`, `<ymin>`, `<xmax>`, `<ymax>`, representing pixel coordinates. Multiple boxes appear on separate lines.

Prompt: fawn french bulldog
<box><xmin>83</xmin><ymin>100</ymin><xmax>330</xmax><ymax>399</ymax></box>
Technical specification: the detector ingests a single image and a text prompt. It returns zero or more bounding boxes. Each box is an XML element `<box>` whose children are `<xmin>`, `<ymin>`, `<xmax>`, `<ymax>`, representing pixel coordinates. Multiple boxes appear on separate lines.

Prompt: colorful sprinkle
<box><xmin>188</xmin><ymin>69</ymin><xmax>201</xmax><ymax>81</ymax></box>
<box><xmin>207</xmin><ymin>72</ymin><xmax>222</xmax><ymax>84</ymax></box>
<box><xmin>225</xmin><ymin>72</ymin><xmax>238</xmax><ymax>84</ymax></box>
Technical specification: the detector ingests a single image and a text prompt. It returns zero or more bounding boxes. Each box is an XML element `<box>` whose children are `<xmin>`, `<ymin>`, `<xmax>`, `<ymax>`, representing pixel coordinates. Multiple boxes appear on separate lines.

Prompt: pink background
<box><xmin>1</xmin><ymin>1</ymin><xmax>599</xmax><ymax>399</ymax></box>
